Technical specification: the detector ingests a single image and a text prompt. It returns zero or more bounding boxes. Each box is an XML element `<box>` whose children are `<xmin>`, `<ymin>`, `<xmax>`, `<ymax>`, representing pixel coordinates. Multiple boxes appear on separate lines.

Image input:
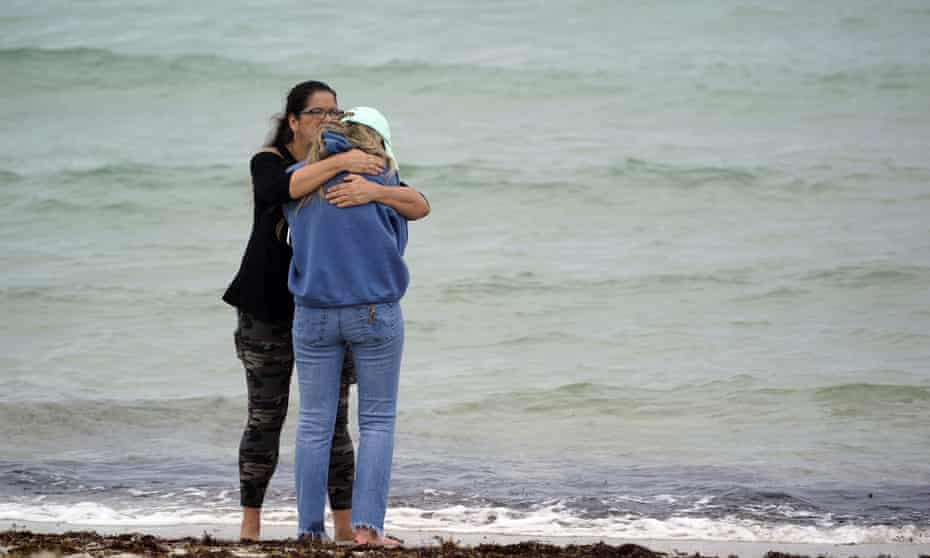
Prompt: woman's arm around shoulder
<box><xmin>324</xmin><ymin>174</ymin><xmax>431</xmax><ymax>220</ymax></box>
<box><xmin>288</xmin><ymin>150</ymin><xmax>386</xmax><ymax>200</ymax></box>
<box><xmin>250</xmin><ymin>147</ymin><xmax>387</xmax><ymax>203</ymax></box>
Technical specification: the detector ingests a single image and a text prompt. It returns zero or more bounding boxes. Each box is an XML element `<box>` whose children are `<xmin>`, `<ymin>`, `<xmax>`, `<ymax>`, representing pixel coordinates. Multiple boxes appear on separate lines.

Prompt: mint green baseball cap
<box><xmin>341</xmin><ymin>106</ymin><xmax>397</xmax><ymax>169</ymax></box>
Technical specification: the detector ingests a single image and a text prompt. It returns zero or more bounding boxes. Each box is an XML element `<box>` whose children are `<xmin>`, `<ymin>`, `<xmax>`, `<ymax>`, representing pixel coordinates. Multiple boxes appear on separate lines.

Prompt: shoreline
<box><xmin>3</xmin><ymin>521</ymin><xmax>929</xmax><ymax>558</ymax></box>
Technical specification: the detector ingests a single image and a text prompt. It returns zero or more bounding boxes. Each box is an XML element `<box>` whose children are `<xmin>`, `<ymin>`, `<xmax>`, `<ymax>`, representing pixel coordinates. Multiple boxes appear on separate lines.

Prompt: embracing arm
<box><xmin>288</xmin><ymin>157</ymin><xmax>345</xmax><ymax>199</ymax></box>
<box><xmin>251</xmin><ymin>147</ymin><xmax>385</xmax><ymax>205</ymax></box>
<box><xmin>288</xmin><ymin>151</ymin><xmax>385</xmax><ymax>199</ymax></box>
<box><xmin>374</xmin><ymin>182</ymin><xmax>431</xmax><ymax>220</ymax></box>
<box><xmin>325</xmin><ymin>174</ymin><xmax>431</xmax><ymax>220</ymax></box>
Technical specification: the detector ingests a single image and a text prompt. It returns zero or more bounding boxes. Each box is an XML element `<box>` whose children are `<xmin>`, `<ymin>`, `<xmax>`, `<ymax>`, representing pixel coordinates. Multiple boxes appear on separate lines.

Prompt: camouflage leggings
<box><xmin>235</xmin><ymin>310</ymin><xmax>356</xmax><ymax>509</ymax></box>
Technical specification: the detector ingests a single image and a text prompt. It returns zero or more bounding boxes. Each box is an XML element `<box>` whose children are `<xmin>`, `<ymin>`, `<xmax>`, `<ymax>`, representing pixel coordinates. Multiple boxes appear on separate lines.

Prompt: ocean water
<box><xmin>2</xmin><ymin>0</ymin><xmax>929</xmax><ymax>544</ymax></box>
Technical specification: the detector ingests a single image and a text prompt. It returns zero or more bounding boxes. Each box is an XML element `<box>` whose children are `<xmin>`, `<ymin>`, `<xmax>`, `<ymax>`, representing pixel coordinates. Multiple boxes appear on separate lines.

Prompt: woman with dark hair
<box><xmin>223</xmin><ymin>81</ymin><xmax>429</xmax><ymax>541</ymax></box>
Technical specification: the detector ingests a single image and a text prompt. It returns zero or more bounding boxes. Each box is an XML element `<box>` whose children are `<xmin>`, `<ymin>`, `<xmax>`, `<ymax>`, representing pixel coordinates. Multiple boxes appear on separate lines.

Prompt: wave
<box><xmin>0</xmin><ymin>501</ymin><xmax>926</xmax><ymax>544</ymax></box>
<box><xmin>25</xmin><ymin>198</ymin><xmax>143</xmax><ymax>213</ymax></box>
<box><xmin>53</xmin><ymin>162</ymin><xmax>233</xmax><ymax>178</ymax></box>
<box><xmin>402</xmin><ymin>157</ymin><xmax>930</xmax><ymax>202</ymax></box>
<box><xmin>809</xmin><ymin>63</ymin><xmax>930</xmax><ymax>93</ymax></box>
<box><xmin>323</xmin><ymin>59</ymin><xmax>628</xmax><ymax>97</ymax></box>
<box><xmin>0</xmin><ymin>397</ymin><xmax>244</xmax><ymax>437</ymax></box>
<box><xmin>0</xmin><ymin>160</ymin><xmax>240</xmax><ymax>181</ymax></box>
<box><xmin>6</xmin><ymin>381</ymin><xmax>927</xmax><ymax>431</ymax></box>
<box><xmin>421</xmin><ymin>382</ymin><xmax>628</xmax><ymax>418</ymax></box>
<box><xmin>629</xmin><ymin>271</ymin><xmax>753</xmax><ymax>287</ymax></box>
<box><xmin>436</xmin><ymin>269</ymin><xmax>757</xmax><ymax>300</ymax></box>
<box><xmin>599</xmin><ymin>158</ymin><xmax>763</xmax><ymax>189</ymax></box>
<box><xmin>411</xmin><ymin>377</ymin><xmax>930</xmax><ymax>419</ymax></box>
<box><xmin>0</xmin><ymin>169</ymin><xmax>21</xmax><ymax>184</ymax></box>
<box><xmin>2</xmin><ymin>453</ymin><xmax>928</xmax><ymax>542</ymax></box>
<box><xmin>0</xmin><ymin>47</ymin><xmax>278</xmax><ymax>91</ymax></box>
<box><xmin>0</xmin><ymin>284</ymin><xmax>221</xmax><ymax>305</ymax></box>
<box><xmin>439</xmin><ymin>272</ymin><xmax>549</xmax><ymax>298</ymax></box>
<box><xmin>814</xmin><ymin>383</ymin><xmax>930</xmax><ymax>404</ymax></box>
<box><xmin>687</xmin><ymin>379</ymin><xmax>930</xmax><ymax>406</ymax></box>
<box><xmin>800</xmin><ymin>262</ymin><xmax>930</xmax><ymax>288</ymax></box>
<box><xmin>733</xmin><ymin>286</ymin><xmax>811</xmax><ymax>302</ymax></box>
<box><xmin>401</xmin><ymin>162</ymin><xmax>516</xmax><ymax>189</ymax></box>
<box><xmin>388</xmin><ymin>504</ymin><xmax>930</xmax><ymax>544</ymax></box>
<box><xmin>884</xmin><ymin>162</ymin><xmax>930</xmax><ymax>182</ymax></box>
<box><xmin>1</xmin><ymin>47</ymin><xmax>624</xmax><ymax>97</ymax></box>
<box><xmin>0</xmin><ymin>162</ymin><xmax>249</xmax><ymax>214</ymax></box>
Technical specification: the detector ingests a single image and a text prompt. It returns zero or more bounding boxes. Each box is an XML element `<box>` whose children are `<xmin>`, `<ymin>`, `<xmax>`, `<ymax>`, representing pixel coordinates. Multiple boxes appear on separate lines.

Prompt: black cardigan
<box><xmin>222</xmin><ymin>144</ymin><xmax>296</xmax><ymax>324</ymax></box>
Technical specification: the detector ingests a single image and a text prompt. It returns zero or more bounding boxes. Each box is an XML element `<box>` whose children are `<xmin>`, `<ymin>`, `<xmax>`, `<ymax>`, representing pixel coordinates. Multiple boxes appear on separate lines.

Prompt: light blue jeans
<box><xmin>293</xmin><ymin>302</ymin><xmax>404</xmax><ymax>539</ymax></box>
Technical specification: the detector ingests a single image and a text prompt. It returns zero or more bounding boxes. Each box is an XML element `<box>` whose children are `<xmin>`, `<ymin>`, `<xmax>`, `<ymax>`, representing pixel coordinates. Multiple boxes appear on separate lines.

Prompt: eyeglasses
<box><xmin>299</xmin><ymin>108</ymin><xmax>345</xmax><ymax>119</ymax></box>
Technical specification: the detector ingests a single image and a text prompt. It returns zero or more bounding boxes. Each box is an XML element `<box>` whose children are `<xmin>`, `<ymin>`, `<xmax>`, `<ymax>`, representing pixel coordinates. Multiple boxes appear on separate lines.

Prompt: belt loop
<box><xmin>368</xmin><ymin>304</ymin><xmax>375</xmax><ymax>324</ymax></box>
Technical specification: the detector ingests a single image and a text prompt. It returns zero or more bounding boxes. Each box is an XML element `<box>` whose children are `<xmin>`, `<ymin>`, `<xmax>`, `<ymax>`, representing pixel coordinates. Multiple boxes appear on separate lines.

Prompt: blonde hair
<box><xmin>296</xmin><ymin>120</ymin><xmax>396</xmax><ymax>211</ymax></box>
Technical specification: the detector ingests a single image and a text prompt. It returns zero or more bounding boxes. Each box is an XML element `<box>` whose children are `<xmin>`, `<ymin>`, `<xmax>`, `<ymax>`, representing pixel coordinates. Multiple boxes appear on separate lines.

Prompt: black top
<box><xmin>223</xmin><ymin>143</ymin><xmax>297</xmax><ymax>324</ymax></box>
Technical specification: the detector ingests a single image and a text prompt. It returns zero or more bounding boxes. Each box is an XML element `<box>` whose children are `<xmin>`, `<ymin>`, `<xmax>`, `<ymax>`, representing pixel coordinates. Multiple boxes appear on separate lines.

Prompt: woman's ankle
<box><xmin>240</xmin><ymin>507</ymin><xmax>261</xmax><ymax>540</ymax></box>
<box><xmin>332</xmin><ymin>509</ymin><xmax>353</xmax><ymax>540</ymax></box>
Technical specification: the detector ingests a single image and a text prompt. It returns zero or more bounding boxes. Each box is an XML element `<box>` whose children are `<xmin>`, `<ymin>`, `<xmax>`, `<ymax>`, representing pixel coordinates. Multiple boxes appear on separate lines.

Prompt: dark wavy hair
<box><xmin>265</xmin><ymin>80</ymin><xmax>337</xmax><ymax>147</ymax></box>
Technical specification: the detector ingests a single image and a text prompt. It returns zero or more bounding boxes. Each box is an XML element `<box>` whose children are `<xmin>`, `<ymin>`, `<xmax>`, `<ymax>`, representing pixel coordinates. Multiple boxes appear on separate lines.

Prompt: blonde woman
<box><xmin>285</xmin><ymin>108</ymin><xmax>416</xmax><ymax>547</ymax></box>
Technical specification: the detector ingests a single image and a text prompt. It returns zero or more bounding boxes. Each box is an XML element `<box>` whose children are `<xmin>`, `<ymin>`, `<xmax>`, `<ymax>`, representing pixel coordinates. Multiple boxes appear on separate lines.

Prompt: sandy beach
<box><xmin>3</xmin><ymin>522</ymin><xmax>929</xmax><ymax>558</ymax></box>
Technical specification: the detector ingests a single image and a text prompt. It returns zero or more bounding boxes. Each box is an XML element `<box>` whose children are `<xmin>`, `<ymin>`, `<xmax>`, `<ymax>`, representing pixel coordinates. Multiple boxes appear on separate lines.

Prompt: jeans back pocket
<box><xmin>358</xmin><ymin>303</ymin><xmax>401</xmax><ymax>343</ymax></box>
<box><xmin>293</xmin><ymin>307</ymin><xmax>328</xmax><ymax>344</ymax></box>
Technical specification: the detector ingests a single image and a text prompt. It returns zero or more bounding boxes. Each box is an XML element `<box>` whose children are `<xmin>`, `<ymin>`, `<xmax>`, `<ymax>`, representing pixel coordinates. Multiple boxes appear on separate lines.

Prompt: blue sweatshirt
<box><xmin>284</xmin><ymin>131</ymin><xmax>409</xmax><ymax>308</ymax></box>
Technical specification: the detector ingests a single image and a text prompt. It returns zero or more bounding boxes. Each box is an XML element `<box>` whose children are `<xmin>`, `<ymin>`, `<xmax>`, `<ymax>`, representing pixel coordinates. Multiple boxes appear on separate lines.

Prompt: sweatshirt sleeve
<box><xmin>250</xmin><ymin>152</ymin><xmax>292</xmax><ymax>206</ymax></box>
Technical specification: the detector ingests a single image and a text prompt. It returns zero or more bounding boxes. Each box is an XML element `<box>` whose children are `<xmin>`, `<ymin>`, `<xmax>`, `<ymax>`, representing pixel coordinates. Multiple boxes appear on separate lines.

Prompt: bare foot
<box><xmin>240</xmin><ymin>507</ymin><xmax>260</xmax><ymax>541</ymax></box>
<box><xmin>353</xmin><ymin>527</ymin><xmax>403</xmax><ymax>548</ymax></box>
